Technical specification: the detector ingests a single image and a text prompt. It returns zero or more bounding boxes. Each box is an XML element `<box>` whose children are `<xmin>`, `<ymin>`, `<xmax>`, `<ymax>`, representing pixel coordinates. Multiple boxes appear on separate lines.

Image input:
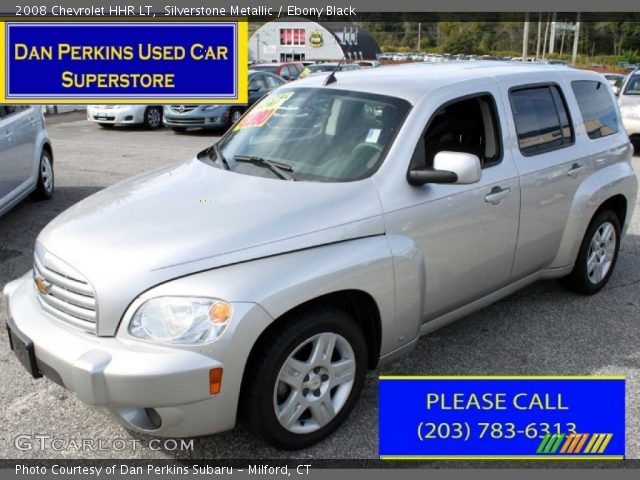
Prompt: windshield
<box><xmin>307</xmin><ymin>64</ymin><xmax>337</xmax><ymax>73</ymax></box>
<box><xmin>624</xmin><ymin>75</ymin><xmax>640</xmax><ymax>95</ymax></box>
<box><xmin>253</xmin><ymin>65</ymin><xmax>279</xmax><ymax>74</ymax></box>
<box><xmin>215</xmin><ymin>88</ymin><xmax>411</xmax><ymax>182</ymax></box>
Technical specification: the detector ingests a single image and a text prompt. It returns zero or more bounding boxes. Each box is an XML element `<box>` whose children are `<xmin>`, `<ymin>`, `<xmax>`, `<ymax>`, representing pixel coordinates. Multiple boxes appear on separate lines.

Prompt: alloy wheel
<box><xmin>586</xmin><ymin>221</ymin><xmax>616</xmax><ymax>284</ymax></box>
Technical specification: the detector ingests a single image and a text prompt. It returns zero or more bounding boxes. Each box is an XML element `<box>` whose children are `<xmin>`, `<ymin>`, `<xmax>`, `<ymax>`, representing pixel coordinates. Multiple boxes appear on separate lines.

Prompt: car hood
<box><xmin>36</xmin><ymin>158</ymin><xmax>385</xmax><ymax>335</ymax></box>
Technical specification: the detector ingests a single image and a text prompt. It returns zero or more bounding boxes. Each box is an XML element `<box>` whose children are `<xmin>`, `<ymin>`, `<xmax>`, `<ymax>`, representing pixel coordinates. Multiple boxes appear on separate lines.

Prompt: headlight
<box><xmin>620</xmin><ymin>105</ymin><xmax>640</xmax><ymax>119</ymax></box>
<box><xmin>128</xmin><ymin>297</ymin><xmax>232</xmax><ymax>344</ymax></box>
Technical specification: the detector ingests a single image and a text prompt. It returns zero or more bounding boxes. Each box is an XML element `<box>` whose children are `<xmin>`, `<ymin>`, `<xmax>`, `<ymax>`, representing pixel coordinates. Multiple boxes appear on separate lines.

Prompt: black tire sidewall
<box><xmin>248</xmin><ymin>309</ymin><xmax>367</xmax><ymax>449</ymax></box>
<box><xmin>572</xmin><ymin>210</ymin><xmax>621</xmax><ymax>294</ymax></box>
<box><xmin>144</xmin><ymin>107</ymin><xmax>163</xmax><ymax>129</ymax></box>
<box><xmin>34</xmin><ymin>150</ymin><xmax>54</xmax><ymax>200</ymax></box>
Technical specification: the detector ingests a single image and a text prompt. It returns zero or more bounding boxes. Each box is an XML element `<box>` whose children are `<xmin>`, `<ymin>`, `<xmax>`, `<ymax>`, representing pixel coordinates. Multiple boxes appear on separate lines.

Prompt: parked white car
<box><xmin>87</xmin><ymin>105</ymin><xmax>163</xmax><ymax>129</ymax></box>
<box><xmin>5</xmin><ymin>63</ymin><xmax>637</xmax><ymax>449</ymax></box>
<box><xmin>0</xmin><ymin>106</ymin><xmax>54</xmax><ymax>217</ymax></box>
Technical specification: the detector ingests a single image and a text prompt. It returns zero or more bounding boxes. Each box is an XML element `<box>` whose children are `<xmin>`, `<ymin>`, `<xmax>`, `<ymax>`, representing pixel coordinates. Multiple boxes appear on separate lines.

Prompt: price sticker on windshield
<box><xmin>234</xmin><ymin>92</ymin><xmax>293</xmax><ymax>131</ymax></box>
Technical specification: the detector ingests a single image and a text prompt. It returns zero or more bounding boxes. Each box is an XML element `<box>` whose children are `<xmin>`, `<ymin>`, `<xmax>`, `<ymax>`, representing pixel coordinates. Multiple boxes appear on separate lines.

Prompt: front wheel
<box><xmin>143</xmin><ymin>106</ymin><xmax>163</xmax><ymax>129</ymax></box>
<box><xmin>241</xmin><ymin>307</ymin><xmax>367</xmax><ymax>449</ymax></box>
<box><xmin>31</xmin><ymin>149</ymin><xmax>54</xmax><ymax>200</ymax></box>
<box><xmin>559</xmin><ymin>209</ymin><xmax>621</xmax><ymax>295</ymax></box>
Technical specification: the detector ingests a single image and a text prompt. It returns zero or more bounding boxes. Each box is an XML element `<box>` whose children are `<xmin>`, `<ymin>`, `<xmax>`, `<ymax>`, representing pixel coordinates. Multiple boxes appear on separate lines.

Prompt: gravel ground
<box><xmin>1</xmin><ymin>111</ymin><xmax>639</xmax><ymax>459</ymax></box>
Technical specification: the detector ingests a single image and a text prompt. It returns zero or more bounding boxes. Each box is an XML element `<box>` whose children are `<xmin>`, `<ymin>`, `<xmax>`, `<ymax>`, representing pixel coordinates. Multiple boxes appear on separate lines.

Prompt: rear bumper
<box><xmin>4</xmin><ymin>273</ymin><xmax>273</xmax><ymax>437</ymax></box>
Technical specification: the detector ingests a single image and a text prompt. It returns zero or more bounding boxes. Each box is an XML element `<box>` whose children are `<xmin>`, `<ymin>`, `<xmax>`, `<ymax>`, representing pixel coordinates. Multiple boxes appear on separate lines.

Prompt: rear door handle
<box><xmin>485</xmin><ymin>186</ymin><xmax>512</xmax><ymax>204</ymax></box>
<box><xmin>567</xmin><ymin>163</ymin><xmax>584</xmax><ymax>177</ymax></box>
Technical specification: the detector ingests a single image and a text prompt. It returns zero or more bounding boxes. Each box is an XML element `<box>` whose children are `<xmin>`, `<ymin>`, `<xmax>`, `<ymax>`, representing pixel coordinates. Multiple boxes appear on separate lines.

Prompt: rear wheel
<box><xmin>559</xmin><ymin>209</ymin><xmax>620</xmax><ymax>294</ymax></box>
<box><xmin>32</xmin><ymin>149</ymin><xmax>54</xmax><ymax>200</ymax></box>
<box><xmin>143</xmin><ymin>107</ymin><xmax>163</xmax><ymax>129</ymax></box>
<box><xmin>242</xmin><ymin>307</ymin><xmax>367</xmax><ymax>449</ymax></box>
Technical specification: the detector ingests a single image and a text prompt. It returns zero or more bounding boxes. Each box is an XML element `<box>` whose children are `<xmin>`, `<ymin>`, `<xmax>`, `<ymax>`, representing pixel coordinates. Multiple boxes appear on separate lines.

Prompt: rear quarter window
<box><xmin>571</xmin><ymin>80</ymin><xmax>619</xmax><ymax>140</ymax></box>
<box><xmin>509</xmin><ymin>85</ymin><xmax>574</xmax><ymax>156</ymax></box>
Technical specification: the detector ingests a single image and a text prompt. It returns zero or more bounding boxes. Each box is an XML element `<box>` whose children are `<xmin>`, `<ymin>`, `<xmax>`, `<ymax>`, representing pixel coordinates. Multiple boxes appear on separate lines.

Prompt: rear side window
<box><xmin>571</xmin><ymin>80</ymin><xmax>619</xmax><ymax>140</ymax></box>
<box><xmin>510</xmin><ymin>85</ymin><xmax>574</xmax><ymax>156</ymax></box>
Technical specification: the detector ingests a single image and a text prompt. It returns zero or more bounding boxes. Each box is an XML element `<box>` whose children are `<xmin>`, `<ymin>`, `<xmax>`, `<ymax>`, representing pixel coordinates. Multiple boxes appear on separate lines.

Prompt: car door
<box><xmin>498</xmin><ymin>79</ymin><xmax>592</xmax><ymax>280</ymax></box>
<box><xmin>0</xmin><ymin>105</ymin><xmax>36</xmax><ymax>197</ymax></box>
<box><xmin>381</xmin><ymin>82</ymin><xmax>521</xmax><ymax>322</ymax></box>
<box><xmin>0</xmin><ymin>106</ymin><xmax>12</xmax><ymax>201</ymax></box>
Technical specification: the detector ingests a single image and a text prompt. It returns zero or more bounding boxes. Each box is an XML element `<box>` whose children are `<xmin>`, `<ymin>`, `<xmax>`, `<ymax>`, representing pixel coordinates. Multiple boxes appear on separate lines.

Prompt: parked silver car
<box><xmin>618</xmin><ymin>72</ymin><xmax>640</xmax><ymax>148</ymax></box>
<box><xmin>0</xmin><ymin>106</ymin><xmax>54</xmax><ymax>217</ymax></box>
<box><xmin>4</xmin><ymin>63</ymin><xmax>637</xmax><ymax>449</ymax></box>
<box><xmin>87</xmin><ymin>105</ymin><xmax>163</xmax><ymax>129</ymax></box>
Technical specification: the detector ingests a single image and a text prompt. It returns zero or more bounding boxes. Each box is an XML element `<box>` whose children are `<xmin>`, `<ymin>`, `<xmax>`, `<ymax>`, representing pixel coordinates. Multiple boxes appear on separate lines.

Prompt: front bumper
<box><xmin>4</xmin><ymin>273</ymin><xmax>273</xmax><ymax>437</ymax></box>
<box><xmin>87</xmin><ymin>106</ymin><xmax>145</xmax><ymax>126</ymax></box>
<box><xmin>163</xmin><ymin>112</ymin><xmax>229</xmax><ymax>129</ymax></box>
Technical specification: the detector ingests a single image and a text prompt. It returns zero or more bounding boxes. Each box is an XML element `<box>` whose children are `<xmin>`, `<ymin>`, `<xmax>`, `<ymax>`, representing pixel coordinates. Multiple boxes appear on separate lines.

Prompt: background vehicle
<box><xmin>303</xmin><ymin>63</ymin><xmax>361</xmax><ymax>75</ymax></box>
<box><xmin>0</xmin><ymin>105</ymin><xmax>54</xmax><ymax>217</ymax></box>
<box><xmin>357</xmin><ymin>60</ymin><xmax>381</xmax><ymax>68</ymax></box>
<box><xmin>250</xmin><ymin>62</ymin><xmax>305</xmax><ymax>81</ymax></box>
<box><xmin>5</xmin><ymin>64</ymin><xmax>636</xmax><ymax>450</ymax></box>
<box><xmin>164</xmin><ymin>71</ymin><xmax>286</xmax><ymax>132</ymax></box>
<box><xmin>618</xmin><ymin>72</ymin><xmax>640</xmax><ymax>150</ymax></box>
<box><xmin>604</xmin><ymin>73</ymin><xmax>626</xmax><ymax>95</ymax></box>
<box><xmin>87</xmin><ymin>105</ymin><xmax>164</xmax><ymax>129</ymax></box>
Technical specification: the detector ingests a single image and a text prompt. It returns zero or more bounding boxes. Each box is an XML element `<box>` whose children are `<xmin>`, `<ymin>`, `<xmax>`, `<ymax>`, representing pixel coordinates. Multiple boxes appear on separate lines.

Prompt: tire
<box><xmin>559</xmin><ymin>209</ymin><xmax>621</xmax><ymax>295</ymax></box>
<box><xmin>143</xmin><ymin>107</ymin><xmax>163</xmax><ymax>129</ymax></box>
<box><xmin>241</xmin><ymin>307</ymin><xmax>367</xmax><ymax>449</ymax></box>
<box><xmin>171</xmin><ymin>127</ymin><xmax>187</xmax><ymax>133</ymax></box>
<box><xmin>31</xmin><ymin>149</ymin><xmax>54</xmax><ymax>200</ymax></box>
<box><xmin>98</xmin><ymin>123</ymin><xmax>114</xmax><ymax>128</ymax></box>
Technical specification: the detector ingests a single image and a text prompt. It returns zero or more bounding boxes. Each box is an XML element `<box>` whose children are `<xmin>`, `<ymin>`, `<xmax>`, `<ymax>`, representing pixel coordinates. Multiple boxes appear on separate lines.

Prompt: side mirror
<box><xmin>613</xmin><ymin>86</ymin><xmax>621</xmax><ymax>96</ymax></box>
<box><xmin>407</xmin><ymin>151</ymin><xmax>482</xmax><ymax>186</ymax></box>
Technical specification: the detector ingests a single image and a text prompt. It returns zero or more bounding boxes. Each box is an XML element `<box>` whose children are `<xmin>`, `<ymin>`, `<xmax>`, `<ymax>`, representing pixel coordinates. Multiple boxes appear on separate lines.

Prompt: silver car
<box><xmin>0</xmin><ymin>105</ymin><xmax>54</xmax><ymax>217</ymax></box>
<box><xmin>4</xmin><ymin>63</ymin><xmax>637</xmax><ymax>449</ymax></box>
<box><xmin>618</xmin><ymin>72</ymin><xmax>640</xmax><ymax>149</ymax></box>
<box><xmin>87</xmin><ymin>105</ymin><xmax>163</xmax><ymax>129</ymax></box>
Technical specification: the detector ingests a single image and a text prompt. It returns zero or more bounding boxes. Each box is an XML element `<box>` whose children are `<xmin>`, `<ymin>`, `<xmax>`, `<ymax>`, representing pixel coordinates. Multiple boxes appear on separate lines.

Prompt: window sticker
<box><xmin>365</xmin><ymin>128</ymin><xmax>381</xmax><ymax>143</ymax></box>
<box><xmin>234</xmin><ymin>92</ymin><xmax>294</xmax><ymax>130</ymax></box>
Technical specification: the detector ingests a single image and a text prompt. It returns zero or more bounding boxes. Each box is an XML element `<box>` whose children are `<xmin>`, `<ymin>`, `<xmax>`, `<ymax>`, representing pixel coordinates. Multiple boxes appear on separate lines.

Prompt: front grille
<box><xmin>170</xmin><ymin>105</ymin><xmax>198</xmax><ymax>113</ymax></box>
<box><xmin>167</xmin><ymin>118</ymin><xmax>206</xmax><ymax>125</ymax></box>
<box><xmin>33</xmin><ymin>250</ymin><xmax>97</xmax><ymax>333</ymax></box>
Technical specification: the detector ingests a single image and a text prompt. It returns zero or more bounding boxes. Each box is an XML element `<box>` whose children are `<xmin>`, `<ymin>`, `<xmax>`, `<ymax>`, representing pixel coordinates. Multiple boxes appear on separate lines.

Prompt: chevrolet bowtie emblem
<box><xmin>34</xmin><ymin>275</ymin><xmax>51</xmax><ymax>294</ymax></box>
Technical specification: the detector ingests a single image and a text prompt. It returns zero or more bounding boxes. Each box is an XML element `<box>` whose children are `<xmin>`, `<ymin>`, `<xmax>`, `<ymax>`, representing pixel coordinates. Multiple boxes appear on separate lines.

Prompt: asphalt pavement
<box><xmin>1</xmin><ymin>111</ymin><xmax>640</xmax><ymax>459</ymax></box>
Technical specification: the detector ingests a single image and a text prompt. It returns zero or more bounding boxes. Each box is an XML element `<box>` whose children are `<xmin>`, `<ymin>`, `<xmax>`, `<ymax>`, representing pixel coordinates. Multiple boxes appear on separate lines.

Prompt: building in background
<box><xmin>249</xmin><ymin>18</ymin><xmax>381</xmax><ymax>63</ymax></box>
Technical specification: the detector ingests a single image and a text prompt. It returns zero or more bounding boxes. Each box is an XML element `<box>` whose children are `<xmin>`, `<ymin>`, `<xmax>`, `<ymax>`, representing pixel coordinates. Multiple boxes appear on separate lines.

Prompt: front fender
<box><xmin>549</xmin><ymin>161</ymin><xmax>638</xmax><ymax>269</ymax></box>
<box><xmin>136</xmin><ymin>235</ymin><xmax>415</xmax><ymax>357</ymax></box>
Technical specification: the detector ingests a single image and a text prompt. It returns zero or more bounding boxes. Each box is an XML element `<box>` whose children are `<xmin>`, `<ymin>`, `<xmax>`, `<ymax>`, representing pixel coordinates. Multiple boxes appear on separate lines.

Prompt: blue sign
<box><xmin>379</xmin><ymin>377</ymin><xmax>625</xmax><ymax>460</ymax></box>
<box><xmin>3</xmin><ymin>22</ymin><xmax>248</xmax><ymax>103</ymax></box>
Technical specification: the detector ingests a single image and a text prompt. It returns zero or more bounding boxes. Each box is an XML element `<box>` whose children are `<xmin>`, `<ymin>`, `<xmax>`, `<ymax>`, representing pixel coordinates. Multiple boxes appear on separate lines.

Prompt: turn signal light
<box><xmin>209</xmin><ymin>368</ymin><xmax>223</xmax><ymax>395</ymax></box>
<box><xmin>209</xmin><ymin>302</ymin><xmax>232</xmax><ymax>324</ymax></box>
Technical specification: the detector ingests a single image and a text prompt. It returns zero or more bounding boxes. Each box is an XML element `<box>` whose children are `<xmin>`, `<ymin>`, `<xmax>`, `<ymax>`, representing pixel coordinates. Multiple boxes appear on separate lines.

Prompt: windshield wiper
<box><xmin>233</xmin><ymin>155</ymin><xmax>294</xmax><ymax>181</ymax></box>
<box><xmin>210</xmin><ymin>143</ymin><xmax>230</xmax><ymax>170</ymax></box>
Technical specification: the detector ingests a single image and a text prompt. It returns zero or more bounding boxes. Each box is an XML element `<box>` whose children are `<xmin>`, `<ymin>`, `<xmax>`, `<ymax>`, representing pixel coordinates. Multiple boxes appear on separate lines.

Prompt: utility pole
<box><xmin>536</xmin><ymin>12</ymin><xmax>542</xmax><ymax>60</ymax></box>
<box><xmin>549</xmin><ymin>12</ymin><xmax>557</xmax><ymax>54</ymax></box>
<box><xmin>417</xmin><ymin>22</ymin><xmax>421</xmax><ymax>51</ymax></box>
<box><xmin>542</xmin><ymin>12</ymin><xmax>550</xmax><ymax>59</ymax></box>
<box><xmin>571</xmin><ymin>12</ymin><xmax>581</xmax><ymax>65</ymax></box>
<box><xmin>523</xmin><ymin>12</ymin><xmax>530</xmax><ymax>60</ymax></box>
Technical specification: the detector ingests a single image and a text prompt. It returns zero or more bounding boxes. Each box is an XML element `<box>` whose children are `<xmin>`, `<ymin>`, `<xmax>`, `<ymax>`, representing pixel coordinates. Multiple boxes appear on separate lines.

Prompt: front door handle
<box><xmin>485</xmin><ymin>186</ymin><xmax>512</xmax><ymax>205</ymax></box>
<box><xmin>567</xmin><ymin>163</ymin><xmax>584</xmax><ymax>177</ymax></box>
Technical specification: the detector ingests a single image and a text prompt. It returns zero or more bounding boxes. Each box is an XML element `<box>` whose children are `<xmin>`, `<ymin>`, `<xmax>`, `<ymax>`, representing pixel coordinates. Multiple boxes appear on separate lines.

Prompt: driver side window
<box><xmin>414</xmin><ymin>94</ymin><xmax>502</xmax><ymax>170</ymax></box>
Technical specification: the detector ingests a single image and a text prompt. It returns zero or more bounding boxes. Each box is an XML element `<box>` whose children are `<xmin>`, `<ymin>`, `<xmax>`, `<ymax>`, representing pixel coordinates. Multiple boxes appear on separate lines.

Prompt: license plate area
<box><xmin>7</xmin><ymin>320</ymin><xmax>42</xmax><ymax>378</ymax></box>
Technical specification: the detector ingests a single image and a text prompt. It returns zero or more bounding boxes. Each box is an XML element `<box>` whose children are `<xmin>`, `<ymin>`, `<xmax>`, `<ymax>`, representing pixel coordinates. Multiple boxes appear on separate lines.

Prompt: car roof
<box><xmin>291</xmin><ymin>61</ymin><xmax>600</xmax><ymax>103</ymax></box>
